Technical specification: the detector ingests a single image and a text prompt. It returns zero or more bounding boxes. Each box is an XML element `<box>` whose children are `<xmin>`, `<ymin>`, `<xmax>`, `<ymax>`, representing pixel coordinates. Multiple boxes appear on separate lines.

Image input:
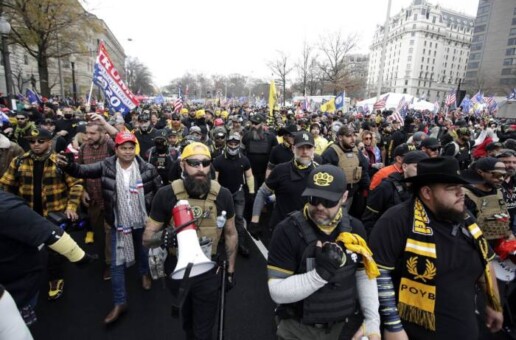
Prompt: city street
<box><xmin>30</xmin><ymin>229</ymin><xmax>276</xmax><ymax>340</ymax></box>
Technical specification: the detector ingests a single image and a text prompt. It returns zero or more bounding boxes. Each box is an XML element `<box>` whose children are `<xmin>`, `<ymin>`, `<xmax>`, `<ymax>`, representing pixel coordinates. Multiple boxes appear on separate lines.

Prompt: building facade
<box><xmin>464</xmin><ymin>0</ymin><xmax>516</xmax><ymax>95</ymax></box>
<box><xmin>0</xmin><ymin>3</ymin><xmax>125</xmax><ymax>104</ymax></box>
<box><xmin>366</xmin><ymin>0</ymin><xmax>474</xmax><ymax>103</ymax></box>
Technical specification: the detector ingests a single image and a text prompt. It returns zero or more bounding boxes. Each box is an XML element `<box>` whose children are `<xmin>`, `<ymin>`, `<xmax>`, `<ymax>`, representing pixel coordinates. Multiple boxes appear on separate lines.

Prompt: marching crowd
<box><xmin>0</xmin><ymin>98</ymin><xmax>516</xmax><ymax>340</ymax></box>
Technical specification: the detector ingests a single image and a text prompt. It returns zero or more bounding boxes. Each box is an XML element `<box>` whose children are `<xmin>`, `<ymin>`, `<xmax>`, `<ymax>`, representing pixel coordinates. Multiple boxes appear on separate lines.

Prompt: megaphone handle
<box><xmin>172</xmin><ymin>218</ymin><xmax>199</xmax><ymax>235</ymax></box>
<box><xmin>170</xmin><ymin>262</ymin><xmax>194</xmax><ymax>318</ymax></box>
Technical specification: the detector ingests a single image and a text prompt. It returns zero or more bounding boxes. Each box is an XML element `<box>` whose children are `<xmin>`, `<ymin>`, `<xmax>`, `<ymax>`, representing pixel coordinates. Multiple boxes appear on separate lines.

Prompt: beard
<box><xmin>184</xmin><ymin>172</ymin><xmax>211</xmax><ymax>198</ymax></box>
<box><xmin>250</xmin><ymin>126</ymin><xmax>264</xmax><ymax>140</ymax></box>
<box><xmin>433</xmin><ymin>200</ymin><xmax>465</xmax><ymax>223</ymax></box>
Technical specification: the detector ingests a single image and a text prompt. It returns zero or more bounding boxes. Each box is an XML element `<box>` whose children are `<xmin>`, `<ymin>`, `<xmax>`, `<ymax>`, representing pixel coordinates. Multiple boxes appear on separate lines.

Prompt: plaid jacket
<box><xmin>0</xmin><ymin>152</ymin><xmax>83</xmax><ymax>217</ymax></box>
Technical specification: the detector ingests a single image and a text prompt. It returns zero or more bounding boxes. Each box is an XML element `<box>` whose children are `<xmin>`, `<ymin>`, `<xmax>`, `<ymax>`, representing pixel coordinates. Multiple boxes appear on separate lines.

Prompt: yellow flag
<box><xmin>269</xmin><ymin>80</ymin><xmax>277</xmax><ymax>117</ymax></box>
<box><xmin>321</xmin><ymin>98</ymin><xmax>336</xmax><ymax>113</ymax></box>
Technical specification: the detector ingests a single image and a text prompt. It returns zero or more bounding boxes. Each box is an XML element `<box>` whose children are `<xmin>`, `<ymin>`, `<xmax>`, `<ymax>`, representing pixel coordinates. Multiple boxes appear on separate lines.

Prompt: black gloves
<box><xmin>315</xmin><ymin>242</ymin><xmax>344</xmax><ymax>281</ymax></box>
<box><xmin>75</xmin><ymin>253</ymin><xmax>98</xmax><ymax>267</ymax></box>
<box><xmin>162</xmin><ymin>227</ymin><xmax>177</xmax><ymax>248</ymax></box>
<box><xmin>226</xmin><ymin>272</ymin><xmax>235</xmax><ymax>292</ymax></box>
<box><xmin>248</xmin><ymin>222</ymin><xmax>262</xmax><ymax>240</ymax></box>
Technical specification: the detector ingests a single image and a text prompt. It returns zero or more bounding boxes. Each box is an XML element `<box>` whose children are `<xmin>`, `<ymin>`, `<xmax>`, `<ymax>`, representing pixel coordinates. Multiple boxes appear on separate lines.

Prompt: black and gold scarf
<box><xmin>398</xmin><ymin>198</ymin><xmax>501</xmax><ymax>331</ymax></box>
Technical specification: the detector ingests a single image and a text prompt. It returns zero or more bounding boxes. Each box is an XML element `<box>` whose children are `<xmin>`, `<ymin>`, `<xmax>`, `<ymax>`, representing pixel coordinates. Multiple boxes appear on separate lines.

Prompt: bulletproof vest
<box><xmin>247</xmin><ymin>135</ymin><xmax>270</xmax><ymax>154</ymax></box>
<box><xmin>463</xmin><ymin>188</ymin><xmax>510</xmax><ymax>240</ymax></box>
<box><xmin>286</xmin><ymin>211</ymin><xmax>358</xmax><ymax>324</ymax></box>
<box><xmin>329</xmin><ymin>144</ymin><xmax>362</xmax><ymax>185</ymax></box>
<box><xmin>171</xmin><ymin>180</ymin><xmax>222</xmax><ymax>254</ymax></box>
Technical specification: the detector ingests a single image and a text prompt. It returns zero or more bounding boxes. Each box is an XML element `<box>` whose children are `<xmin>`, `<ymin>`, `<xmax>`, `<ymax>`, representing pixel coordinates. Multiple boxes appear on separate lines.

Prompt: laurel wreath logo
<box><xmin>407</xmin><ymin>256</ymin><xmax>436</xmax><ymax>283</ymax></box>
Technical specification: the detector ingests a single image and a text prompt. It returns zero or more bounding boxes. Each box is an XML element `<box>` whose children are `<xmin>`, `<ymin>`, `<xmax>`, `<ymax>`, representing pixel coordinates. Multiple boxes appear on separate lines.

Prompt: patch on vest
<box><xmin>191</xmin><ymin>206</ymin><xmax>203</xmax><ymax>219</ymax></box>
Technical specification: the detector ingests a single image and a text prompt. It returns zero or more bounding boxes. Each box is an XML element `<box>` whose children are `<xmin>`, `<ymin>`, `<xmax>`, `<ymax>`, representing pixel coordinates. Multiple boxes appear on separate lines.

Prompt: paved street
<box><xmin>30</xmin><ymin>229</ymin><xmax>276</xmax><ymax>340</ymax></box>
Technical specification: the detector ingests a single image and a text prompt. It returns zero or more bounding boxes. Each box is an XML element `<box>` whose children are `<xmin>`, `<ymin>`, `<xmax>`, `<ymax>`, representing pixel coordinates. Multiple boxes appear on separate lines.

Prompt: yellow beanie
<box><xmin>181</xmin><ymin>142</ymin><xmax>211</xmax><ymax>159</ymax></box>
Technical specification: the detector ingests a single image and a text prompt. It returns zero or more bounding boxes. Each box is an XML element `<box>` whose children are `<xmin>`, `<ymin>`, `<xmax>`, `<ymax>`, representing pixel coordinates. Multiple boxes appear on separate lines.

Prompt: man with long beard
<box><xmin>249</xmin><ymin>132</ymin><xmax>317</xmax><ymax>240</ymax></box>
<box><xmin>369</xmin><ymin>157</ymin><xmax>503</xmax><ymax>339</ymax></box>
<box><xmin>144</xmin><ymin>142</ymin><xmax>238</xmax><ymax>340</ymax></box>
<box><xmin>242</xmin><ymin>113</ymin><xmax>277</xmax><ymax>190</ymax></box>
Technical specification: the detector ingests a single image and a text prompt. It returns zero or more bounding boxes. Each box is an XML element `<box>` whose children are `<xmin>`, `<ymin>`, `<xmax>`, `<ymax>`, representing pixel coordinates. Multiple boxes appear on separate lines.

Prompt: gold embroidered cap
<box><xmin>302</xmin><ymin>164</ymin><xmax>347</xmax><ymax>201</ymax></box>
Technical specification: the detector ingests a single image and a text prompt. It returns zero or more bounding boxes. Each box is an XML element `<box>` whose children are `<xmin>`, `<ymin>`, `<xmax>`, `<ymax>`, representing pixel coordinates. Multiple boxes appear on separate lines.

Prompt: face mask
<box><xmin>227</xmin><ymin>146</ymin><xmax>239</xmax><ymax>156</ymax></box>
<box><xmin>64</xmin><ymin>113</ymin><xmax>73</xmax><ymax>119</ymax></box>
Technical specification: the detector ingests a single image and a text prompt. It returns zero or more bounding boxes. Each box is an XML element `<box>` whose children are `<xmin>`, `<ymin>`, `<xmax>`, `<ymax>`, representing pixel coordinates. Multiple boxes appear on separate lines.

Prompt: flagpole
<box><xmin>87</xmin><ymin>80</ymin><xmax>94</xmax><ymax>107</ymax></box>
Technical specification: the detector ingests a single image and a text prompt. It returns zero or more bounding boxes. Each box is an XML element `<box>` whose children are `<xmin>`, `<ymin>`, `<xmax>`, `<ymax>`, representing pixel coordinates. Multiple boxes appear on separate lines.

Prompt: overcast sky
<box><xmin>81</xmin><ymin>0</ymin><xmax>479</xmax><ymax>87</ymax></box>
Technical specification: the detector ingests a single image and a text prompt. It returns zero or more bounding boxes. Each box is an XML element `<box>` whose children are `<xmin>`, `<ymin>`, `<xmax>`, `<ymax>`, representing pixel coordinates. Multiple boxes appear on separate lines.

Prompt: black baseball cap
<box><xmin>403</xmin><ymin>151</ymin><xmax>429</xmax><ymax>164</ymax></box>
<box><xmin>250</xmin><ymin>114</ymin><xmax>265</xmax><ymax>124</ymax></box>
<box><xmin>294</xmin><ymin>131</ymin><xmax>315</xmax><ymax>147</ymax></box>
<box><xmin>420</xmin><ymin>137</ymin><xmax>441</xmax><ymax>149</ymax></box>
<box><xmin>302</xmin><ymin>165</ymin><xmax>347</xmax><ymax>201</ymax></box>
<box><xmin>25</xmin><ymin>127</ymin><xmax>52</xmax><ymax>140</ymax></box>
<box><xmin>394</xmin><ymin>143</ymin><xmax>416</xmax><ymax>157</ymax></box>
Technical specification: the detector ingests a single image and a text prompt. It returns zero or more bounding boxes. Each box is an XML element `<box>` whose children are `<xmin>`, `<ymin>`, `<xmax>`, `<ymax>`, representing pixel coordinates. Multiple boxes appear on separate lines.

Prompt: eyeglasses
<box><xmin>363</xmin><ymin>137</ymin><xmax>372</xmax><ymax>140</ymax></box>
<box><xmin>214</xmin><ymin>136</ymin><xmax>226</xmax><ymax>140</ymax></box>
<box><xmin>429</xmin><ymin>147</ymin><xmax>441</xmax><ymax>152</ymax></box>
<box><xmin>308</xmin><ymin>196</ymin><xmax>340</xmax><ymax>208</ymax></box>
<box><xmin>16</xmin><ymin>117</ymin><xmax>26</xmax><ymax>120</ymax></box>
<box><xmin>185</xmin><ymin>159</ymin><xmax>211</xmax><ymax>168</ymax></box>
<box><xmin>171</xmin><ymin>118</ymin><xmax>180</xmax><ymax>121</ymax></box>
<box><xmin>29</xmin><ymin>139</ymin><xmax>47</xmax><ymax>144</ymax></box>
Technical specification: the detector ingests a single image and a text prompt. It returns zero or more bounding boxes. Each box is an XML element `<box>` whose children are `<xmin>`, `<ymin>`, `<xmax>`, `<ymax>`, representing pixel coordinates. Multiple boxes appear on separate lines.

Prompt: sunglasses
<box><xmin>308</xmin><ymin>196</ymin><xmax>340</xmax><ymax>208</ymax></box>
<box><xmin>16</xmin><ymin>117</ymin><xmax>26</xmax><ymax>120</ymax></box>
<box><xmin>363</xmin><ymin>137</ymin><xmax>372</xmax><ymax>140</ymax></box>
<box><xmin>429</xmin><ymin>147</ymin><xmax>441</xmax><ymax>151</ymax></box>
<box><xmin>488</xmin><ymin>171</ymin><xmax>506</xmax><ymax>179</ymax></box>
<box><xmin>171</xmin><ymin>118</ymin><xmax>180</xmax><ymax>121</ymax></box>
<box><xmin>185</xmin><ymin>159</ymin><xmax>211</xmax><ymax>168</ymax></box>
<box><xmin>29</xmin><ymin>139</ymin><xmax>47</xmax><ymax>144</ymax></box>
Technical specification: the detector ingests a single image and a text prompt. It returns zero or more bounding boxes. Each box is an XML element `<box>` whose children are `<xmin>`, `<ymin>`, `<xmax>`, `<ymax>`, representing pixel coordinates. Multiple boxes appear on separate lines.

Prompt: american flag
<box><xmin>445</xmin><ymin>89</ymin><xmax>456</xmax><ymax>107</ymax></box>
<box><xmin>373</xmin><ymin>94</ymin><xmax>389</xmax><ymax>111</ymax></box>
<box><xmin>173</xmin><ymin>87</ymin><xmax>183</xmax><ymax>113</ymax></box>
<box><xmin>389</xmin><ymin>111</ymin><xmax>404</xmax><ymax>126</ymax></box>
<box><xmin>396</xmin><ymin>96</ymin><xmax>406</xmax><ymax>112</ymax></box>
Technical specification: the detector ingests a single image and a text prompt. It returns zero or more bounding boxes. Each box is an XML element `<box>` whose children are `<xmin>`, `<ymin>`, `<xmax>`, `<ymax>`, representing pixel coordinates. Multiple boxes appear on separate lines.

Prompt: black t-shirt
<box><xmin>265</xmin><ymin>161</ymin><xmax>315</xmax><ymax>227</ymax></box>
<box><xmin>268</xmin><ymin>212</ymin><xmax>366</xmax><ymax>274</ymax></box>
<box><xmin>55</xmin><ymin>118</ymin><xmax>78</xmax><ymax>144</ymax></box>
<box><xmin>0</xmin><ymin>192</ymin><xmax>55</xmax><ymax>307</ymax></box>
<box><xmin>369</xmin><ymin>198</ymin><xmax>491</xmax><ymax>339</ymax></box>
<box><xmin>213</xmin><ymin>154</ymin><xmax>251</xmax><ymax>194</ymax></box>
<box><xmin>149</xmin><ymin>182</ymin><xmax>235</xmax><ymax>226</ymax></box>
<box><xmin>135</xmin><ymin>128</ymin><xmax>160</xmax><ymax>157</ymax></box>
<box><xmin>268</xmin><ymin>144</ymin><xmax>293</xmax><ymax>167</ymax></box>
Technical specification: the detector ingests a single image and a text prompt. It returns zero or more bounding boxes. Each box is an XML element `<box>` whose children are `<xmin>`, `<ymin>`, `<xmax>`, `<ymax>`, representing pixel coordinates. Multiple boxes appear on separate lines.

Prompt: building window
<box><xmin>413</xmin><ymin>24</ymin><xmax>416</xmax><ymax>29</ymax></box>
<box><xmin>510</xmin><ymin>28</ymin><xmax>516</xmax><ymax>36</ymax></box>
<box><xmin>409</xmin><ymin>48</ymin><xmax>414</xmax><ymax>54</ymax></box>
<box><xmin>474</xmin><ymin>25</ymin><xmax>486</xmax><ymax>33</ymax></box>
<box><xmin>507</xmin><ymin>48</ymin><xmax>516</xmax><ymax>56</ymax></box>
<box><xmin>410</xmin><ymin>40</ymin><xmax>415</xmax><ymax>45</ymax></box>
<box><xmin>407</xmin><ymin>56</ymin><xmax>412</xmax><ymax>62</ymax></box>
<box><xmin>414</xmin><ymin>14</ymin><xmax>418</xmax><ymax>21</ymax></box>
<box><xmin>411</xmin><ymin>32</ymin><xmax>415</xmax><ymax>37</ymax></box>
<box><xmin>423</xmin><ymin>48</ymin><xmax>426</xmax><ymax>54</ymax></box>
<box><xmin>512</xmin><ymin>18</ymin><xmax>516</xmax><ymax>25</ymax></box>
<box><xmin>501</xmin><ymin>78</ymin><xmax>516</xmax><ymax>85</ymax></box>
<box><xmin>468</xmin><ymin>61</ymin><xmax>479</xmax><ymax>69</ymax></box>
<box><xmin>503</xmin><ymin>58</ymin><xmax>515</xmax><ymax>65</ymax></box>
<box><xmin>471</xmin><ymin>43</ymin><xmax>483</xmax><ymax>51</ymax></box>
<box><xmin>508</xmin><ymin>38</ymin><xmax>516</xmax><ymax>46</ymax></box>
<box><xmin>466</xmin><ymin>71</ymin><xmax>478</xmax><ymax>78</ymax></box>
<box><xmin>403</xmin><ymin>88</ymin><xmax>407</xmax><ymax>93</ymax></box>
<box><xmin>472</xmin><ymin>35</ymin><xmax>484</xmax><ymax>43</ymax></box>
<box><xmin>501</xmin><ymin>68</ymin><xmax>514</xmax><ymax>75</ymax></box>
<box><xmin>429</xmin><ymin>42</ymin><xmax>433</xmax><ymax>48</ymax></box>
<box><xmin>470</xmin><ymin>53</ymin><xmax>480</xmax><ymax>61</ymax></box>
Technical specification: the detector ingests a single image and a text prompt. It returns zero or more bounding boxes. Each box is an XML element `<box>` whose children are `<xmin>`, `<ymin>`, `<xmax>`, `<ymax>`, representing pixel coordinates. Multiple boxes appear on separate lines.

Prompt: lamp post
<box><xmin>0</xmin><ymin>16</ymin><xmax>13</xmax><ymax>109</ymax></box>
<box><xmin>69</xmin><ymin>54</ymin><xmax>77</xmax><ymax>105</ymax></box>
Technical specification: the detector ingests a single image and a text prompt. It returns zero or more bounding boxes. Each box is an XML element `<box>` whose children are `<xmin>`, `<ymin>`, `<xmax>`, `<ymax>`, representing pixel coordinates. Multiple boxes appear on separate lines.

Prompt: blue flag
<box><xmin>508</xmin><ymin>88</ymin><xmax>516</xmax><ymax>100</ymax></box>
<box><xmin>154</xmin><ymin>94</ymin><xmax>164</xmax><ymax>104</ymax></box>
<box><xmin>460</xmin><ymin>95</ymin><xmax>472</xmax><ymax>113</ymax></box>
<box><xmin>335</xmin><ymin>92</ymin><xmax>345</xmax><ymax>110</ymax></box>
<box><xmin>26</xmin><ymin>89</ymin><xmax>41</xmax><ymax>105</ymax></box>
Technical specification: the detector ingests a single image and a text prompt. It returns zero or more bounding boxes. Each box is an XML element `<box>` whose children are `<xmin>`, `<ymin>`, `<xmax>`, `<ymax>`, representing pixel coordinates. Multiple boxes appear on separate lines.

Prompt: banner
<box><xmin>92</xmin><ymin>41</ymin><xmax>139</xmax><ymax>114</ymax></box>
<box><xmin>335</xmin><ymin>92</ymin><xmax>345</xmax><ymax>111</ymax></box>
<box><xmin>268</xmin><ymin>80</ymin><xmax>277</xmax><ymax>117</ymax></box>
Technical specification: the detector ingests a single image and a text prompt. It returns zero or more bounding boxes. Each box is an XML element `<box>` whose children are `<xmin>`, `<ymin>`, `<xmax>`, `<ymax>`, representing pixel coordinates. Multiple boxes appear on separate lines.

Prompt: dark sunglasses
<box><xmin>185</xmin><ymin>159</ymin><xmax>211</xmax><ymax>168</ymax></box>
<box><xmin>171</xmin><ymin>118</ymin><xmax>180</xmax><ymax>121</ymax></box>
<box><xmin>16</xmin><ymin>117</ymin><xmax>26</xmax><ymax>120</ymax></box>
<box><xmin>363</xmin><ymin>137</ymin><xmax>372</xmax><ymax>140</ymax></box>
<box><xmin>29</xmin><ymin>139</ymin><xmax>47</xmax><ymax>144</ymax></box>
<box><xmin>429</xmin><ymin>147</ymin><xmax>441</xmax><ymax>151</ymax></box>
<box><xmin>308</xmin><ymin>196</ymin><xmax>340</xmax><ymax>208</ymax></box>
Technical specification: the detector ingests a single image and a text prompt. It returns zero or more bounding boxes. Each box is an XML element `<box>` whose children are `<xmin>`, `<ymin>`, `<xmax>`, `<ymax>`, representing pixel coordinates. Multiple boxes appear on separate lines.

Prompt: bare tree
<box><xmin>318</xmin><ymin>32</ymin><xmax>359</xmax><ymax>95</ymax></box>
<box><xmin>267</xmin><ymin>51</ymin><xmax>293</xmax><ymax>105</ymax></box>
<box><xmin>296</xmin><ymin>41</ymin><xmax>316</xmax><ymax>96</ymax></box>
<box><xmin>125</xmin><ymin>57</ymin><xmax>154</xmax><ymax>95</ymax></box>
<box><xmin>3</xmin><ymin>0</ymin><xmax>101</xmax><ymax>97</ymax></box>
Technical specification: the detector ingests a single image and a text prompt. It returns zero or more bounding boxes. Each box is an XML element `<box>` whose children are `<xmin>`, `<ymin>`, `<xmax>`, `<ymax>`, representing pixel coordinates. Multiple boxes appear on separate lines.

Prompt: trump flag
<box><xmin>92</xmin><ymin>41</ymin><xmax>139</xmax><ymax>115</ymax></box>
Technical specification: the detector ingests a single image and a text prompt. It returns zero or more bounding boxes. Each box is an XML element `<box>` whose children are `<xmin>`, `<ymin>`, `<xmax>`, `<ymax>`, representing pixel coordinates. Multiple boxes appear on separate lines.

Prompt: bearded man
<box><xmin>144</xmin><ymin>142</ymin><xmax>238</xmax><ymax>340</ymax></box>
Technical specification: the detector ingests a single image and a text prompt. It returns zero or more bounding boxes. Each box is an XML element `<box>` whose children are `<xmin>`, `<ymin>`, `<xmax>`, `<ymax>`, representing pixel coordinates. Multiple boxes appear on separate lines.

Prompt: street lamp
<box><xmin>69</xmin><ymin>54</ymin><xmax>77</xmax><ymax>105</ymax></box>
<box><xmin>0</xmin><ymin>16</ymin><xmax>13</xmax><ymax>109</ymax></box>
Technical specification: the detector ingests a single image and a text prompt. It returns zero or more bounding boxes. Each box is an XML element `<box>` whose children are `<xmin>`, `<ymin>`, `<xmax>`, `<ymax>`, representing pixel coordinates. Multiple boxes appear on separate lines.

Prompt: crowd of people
<box><xmin>0</xmin><ymin>97</ymin><xmax>516</xmax><ymax>340</ymax></box>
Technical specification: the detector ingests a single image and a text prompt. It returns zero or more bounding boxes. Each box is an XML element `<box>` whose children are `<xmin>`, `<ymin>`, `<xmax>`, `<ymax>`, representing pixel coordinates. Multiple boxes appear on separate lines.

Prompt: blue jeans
<box><xmin>110</xmin><ymin>228</ymin><xmax>149</xmax><ymax>305</ymax></box>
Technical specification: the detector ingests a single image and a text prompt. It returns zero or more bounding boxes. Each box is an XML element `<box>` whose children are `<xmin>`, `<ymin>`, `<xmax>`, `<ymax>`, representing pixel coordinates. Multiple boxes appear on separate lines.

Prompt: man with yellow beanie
<box><xmin>144</xmin><ymin>142</ymin><xmax>238</xmax><ymax>339</ymax></box>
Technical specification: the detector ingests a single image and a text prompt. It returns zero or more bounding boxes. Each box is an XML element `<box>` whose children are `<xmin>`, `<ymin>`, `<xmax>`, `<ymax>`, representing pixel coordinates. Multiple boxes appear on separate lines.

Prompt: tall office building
<box><xmin>367</xmin><ymin>0</ymin><xmax>474</xmax><ymax>103</ymax></box>
<box><xmin>464</xmin><ymin>0</ymin><xmax>516</xmax><ymax>95</ymax></box>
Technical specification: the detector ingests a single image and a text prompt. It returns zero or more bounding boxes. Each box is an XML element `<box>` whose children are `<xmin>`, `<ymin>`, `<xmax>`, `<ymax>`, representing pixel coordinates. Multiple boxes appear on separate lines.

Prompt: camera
<box><xmin>47</xmin><ymin>211</ymin><xmax>88</xmax><ymax>231</ymax></box>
